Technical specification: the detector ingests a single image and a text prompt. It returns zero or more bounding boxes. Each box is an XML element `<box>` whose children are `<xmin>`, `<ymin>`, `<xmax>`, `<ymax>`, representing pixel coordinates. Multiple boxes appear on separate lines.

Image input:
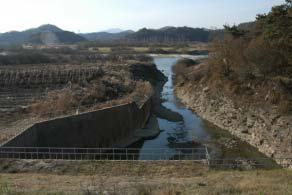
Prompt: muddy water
<box><xmin>134</xmin><ymin>56</ymin><xmax>275</xmax><ymax>164</ymax></box>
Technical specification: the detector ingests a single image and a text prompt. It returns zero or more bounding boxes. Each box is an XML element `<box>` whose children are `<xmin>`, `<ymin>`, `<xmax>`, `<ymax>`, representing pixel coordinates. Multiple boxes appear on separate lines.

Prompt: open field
<box><xmin>86</xmin><ymin>43</ymin><xmax>209</xmax><ymax>55</ymax></box>
<box><xmin>0</xmin><ymin>161</ymin><xmax>291</xmax><ymax>194</ymax></box>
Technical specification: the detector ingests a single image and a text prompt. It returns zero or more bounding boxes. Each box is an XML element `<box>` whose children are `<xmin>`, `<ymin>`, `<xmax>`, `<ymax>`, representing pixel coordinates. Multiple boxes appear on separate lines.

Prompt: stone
<box><xmin>174</xmin><ymin>76</ymin><xmax>292</xmax><ymax>168</ymax></box>
<box><xmin>203</xmin><ymin>87</ymin><xmax>209</xmax><ymax>92</ymax></box>
<box><xmin>241</xmin><ymin>129</ymin><xmax>249</xmax><ymax>134</ymax></box>
<box><xmin>246</xmin><ymin>116</ymin><xmax>255</xmax><ymax>128</ymax></box>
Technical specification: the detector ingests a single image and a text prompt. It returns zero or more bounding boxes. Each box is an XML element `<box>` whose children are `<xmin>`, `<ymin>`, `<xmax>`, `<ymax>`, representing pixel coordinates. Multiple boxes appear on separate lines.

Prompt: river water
<box><xmin>135</xmin><ymin>56</ymin><xmax>274</xmax><ymax>164</ymax></box>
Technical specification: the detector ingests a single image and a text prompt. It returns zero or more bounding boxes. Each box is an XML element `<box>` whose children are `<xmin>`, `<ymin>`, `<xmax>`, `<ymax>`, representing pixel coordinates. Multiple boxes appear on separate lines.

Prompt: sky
<box><xmin>0</xmin><ymin>0</ymin><xmax>286</xmax><ymax>33</ymax></box>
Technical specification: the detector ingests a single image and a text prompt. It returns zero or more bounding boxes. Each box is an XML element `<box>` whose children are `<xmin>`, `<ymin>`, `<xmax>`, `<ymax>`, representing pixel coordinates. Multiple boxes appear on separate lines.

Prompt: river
<box><xmin>133</xmin><ymin>56</ymin><xmax>275</xmax><ymax>165</ymax></box>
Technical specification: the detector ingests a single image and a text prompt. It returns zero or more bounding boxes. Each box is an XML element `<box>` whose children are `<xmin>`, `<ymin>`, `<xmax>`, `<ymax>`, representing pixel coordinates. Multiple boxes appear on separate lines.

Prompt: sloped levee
<box><xmin>3</xmin><ymin>99</ymin><xmax>151</xmax><ymax>148</ymax></box>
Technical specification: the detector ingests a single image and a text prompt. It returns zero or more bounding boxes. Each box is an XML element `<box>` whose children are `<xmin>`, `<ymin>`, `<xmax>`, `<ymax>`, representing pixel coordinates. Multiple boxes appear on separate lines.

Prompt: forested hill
<box><xmin>126</xmin><ymin>27</ymin><xmax>212</xmax><ymax>43</ymax></box>
<box><xmin>0</xmin><ymin>24</ymin><xmax>86</xmax><ymax>46</ymax></box>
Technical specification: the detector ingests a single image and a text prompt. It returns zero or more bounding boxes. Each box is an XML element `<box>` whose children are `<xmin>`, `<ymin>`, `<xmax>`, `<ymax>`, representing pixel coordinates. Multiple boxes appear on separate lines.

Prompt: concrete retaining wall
<box><xmin>3</xmin><ymin>99</ymin><xmax>151</xmax><ymax>148</ymax></box>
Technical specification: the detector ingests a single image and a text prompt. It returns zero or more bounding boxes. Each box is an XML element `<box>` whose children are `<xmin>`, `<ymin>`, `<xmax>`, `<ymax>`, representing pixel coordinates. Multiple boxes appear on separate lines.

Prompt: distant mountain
<box><xmin>126</xmin><ymin>27</ymin><xmax>211</xmax><ymax>43</ymax></box>
<box><xmin>0</xmin><ymin>23</ymin><xmax>257</xmax><ymax>46</ymax></box>
<box><xmin>29</xmin><ymin>31</ymin><xmax>86</xmax><ymax>45</ymax></box>
<box><xmin>80</xmin><ymin>30</ymin><xmax>134</xmax><ymax>41</ymax></box>
<box><xmin>26</xmin><ymin>24</ymin><xmax>63</xmax><ymax>33</ymax></box>
<box><xmin>102</xmin><ymin>28</ymin><xmax>125</xmax><ymax>33</ymax></box>
<box><xmin>0</xmin><ymin>24</ymin><xmax>86</xmax><ymax>46</ymax></box>
<box><xmin>158</xmin><ymin>26</ymin><xmax>175</xmax><ymax>31</ymax></box>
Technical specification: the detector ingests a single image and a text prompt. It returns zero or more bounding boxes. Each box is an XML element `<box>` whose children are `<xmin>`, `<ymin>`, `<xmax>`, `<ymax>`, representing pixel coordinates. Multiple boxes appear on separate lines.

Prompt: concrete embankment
<box><xmin>3</xmin><ymin>99</ymin><xmax>152</xmax><ymax>148</ymax></box>
<box><xmin>3</xmin><ymin>62</ymin><xmax>168</xmax><ymax>148</ymax></box>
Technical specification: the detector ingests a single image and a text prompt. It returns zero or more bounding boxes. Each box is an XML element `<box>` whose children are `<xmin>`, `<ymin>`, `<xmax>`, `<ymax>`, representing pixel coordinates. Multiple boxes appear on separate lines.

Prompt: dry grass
<box><xmin>0</xmin><ymin>64</ymin><xmax>104</xmax><ymax>87</ymax></box>
<box><xmin>0</xmin><ymin>161</ymin><xmax>291</xmax><ymax>194</ymax></box>
<box><xmin>173</xmin><ymin>38</ymin><xmax>292</xmax><ymax>115</ymax></box>
<box><xmin>29</xmin><ymin>88</ymin><xmax>78</xmax><ymax>116</ymax></box>
<box><xmin>97</xmin><ymin>47</ymin><xmax>112</xmax><ymax>53</ymax></box>
<box><xmin>129</xmin><ymin>81</ymin><xmax>154</xmax><ymax>103</ymax></box>
<box><xmin>201</xmin><ymin>23</ymin><xmax>292</xmax><ymax>113</ymax></box>
<box><xmin>278</xmin><ymin>100</ymin><xmax>292</xmax><ymax>114</ymax></box>
<box><xmin>133</xmin><ymin>47</ymin><xmax>149</xmax><ymax>52</ymax></box>
<box><xmin>25</xmin><ymin>62</ymin><xmax>154</xmax><ymax>116</ymax></box>
<box><xmin>28</xmin><ymin>79</ymin><xmax>153</xmax><ymax>117</ymax></box>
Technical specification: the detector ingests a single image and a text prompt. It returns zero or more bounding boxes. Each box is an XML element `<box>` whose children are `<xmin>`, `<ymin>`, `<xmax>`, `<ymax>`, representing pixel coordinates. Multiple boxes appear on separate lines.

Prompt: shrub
<box><xmin>202</xmin><ymin>1</ymin><xmax>292</xmax><ymax>111</ymax></box>
<box><xmin>278</xmin><ymin>100</ymin><xmax>292</xmax><ymax>114</ymax></box>
<box><xmin>29</xmin><ymin>88</ymin><xmax>78</xmax><ymax>115</ymax></box>
<box><xmin>210</xmin><ymin>0</ymin><xmax>292</xmax><ymax>81</ymax></box>
<box><xmin>0</xmin><ymin>52</ymin><xmax>54</xmax><ymax>65</ymax></box>
<box><xmin>173</xmin><ymin>58</ymin><xmax>198</xmax><ymax>78</ymax></box>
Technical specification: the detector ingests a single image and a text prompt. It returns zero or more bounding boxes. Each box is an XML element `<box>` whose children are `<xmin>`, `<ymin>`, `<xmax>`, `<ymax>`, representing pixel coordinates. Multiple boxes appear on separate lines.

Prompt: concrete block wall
<box><xmin>3</xmin><ymin>98</ymin><xmax>151</xmax><ymax>148</ymax></box>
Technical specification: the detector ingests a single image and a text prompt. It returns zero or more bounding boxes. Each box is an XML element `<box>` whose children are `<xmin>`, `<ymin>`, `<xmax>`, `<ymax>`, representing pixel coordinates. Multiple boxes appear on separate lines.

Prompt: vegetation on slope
<box><xmin>204</xmin><ymin>0</ymin><xmax>292</xmax><ymax>114</ymax></box>
<box><xmin>80</xmin><ymin>30</ymin><xmax>134</xmax><ymax>41</ymax></box>
<box><xmin>29</xmin><ymin>31</ymin><xmax>86</xmax><ymax>45</ymax></box>
<box><xmin>126</xmin><ymin>27</ymin><xmax>211</xmax><ymax>43</ymax></box>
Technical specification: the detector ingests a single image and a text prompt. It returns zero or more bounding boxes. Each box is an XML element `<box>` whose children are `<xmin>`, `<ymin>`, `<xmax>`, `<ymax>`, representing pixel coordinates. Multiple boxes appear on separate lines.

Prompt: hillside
<box><xmin>126</xmin><ymin>27</ymin><xmax>211</xmax><ymax>43</ymax></box>
<box><xmin>0</xmin><ymin>24</ymin><xmax>86</xmax><ymax>46</ymax></box>
<box><xmin>80</xmin><ymin>27</ymin><xmax>215</xmax><ymax>43</ymax></box>
<box><xmin>29</xmin><ymin>31</ymin><xmax>86</xmax><ymax>45</ymax></box>
<box><xmin>0</xmin><ymin>25</ymin><xmax>230</xmax><ymax>45</ymax></box>
<box><xmin>80</xmin><ymin>30</ymin><xmax>134</xmax><ymax>41</ymax></box>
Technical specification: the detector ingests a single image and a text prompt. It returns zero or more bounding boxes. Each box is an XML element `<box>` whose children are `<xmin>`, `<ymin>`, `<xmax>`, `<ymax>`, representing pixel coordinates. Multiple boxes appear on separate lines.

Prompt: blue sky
<box><xmin>0</xmin><ymin>0</ymin><xmax>285</xmax><ymax>33</ymax></box>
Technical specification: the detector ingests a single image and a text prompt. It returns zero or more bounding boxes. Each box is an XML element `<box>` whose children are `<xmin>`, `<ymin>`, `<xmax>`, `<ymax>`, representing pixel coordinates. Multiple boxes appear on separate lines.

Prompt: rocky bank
<box><xmin>174</xmin><ymin>62</ymin><xmax>292</xmax><ymax>167</ymax></box>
